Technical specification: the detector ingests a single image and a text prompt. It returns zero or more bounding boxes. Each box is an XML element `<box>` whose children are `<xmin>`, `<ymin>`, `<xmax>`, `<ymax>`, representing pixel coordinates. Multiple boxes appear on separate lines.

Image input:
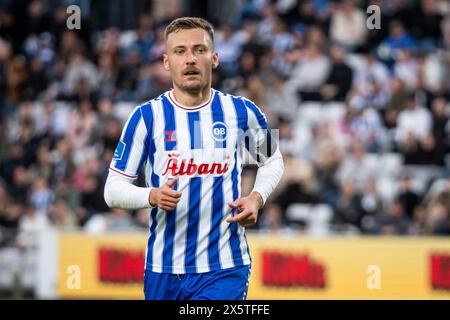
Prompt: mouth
<box><xmin>183</xmin><ymin>69</ymin><xmax>200</xmax><ymax>76</ymax></box>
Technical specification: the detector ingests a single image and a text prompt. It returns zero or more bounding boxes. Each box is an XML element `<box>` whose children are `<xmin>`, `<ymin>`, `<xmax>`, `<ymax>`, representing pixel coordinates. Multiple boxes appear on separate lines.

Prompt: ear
<box><xmin>163</xmin><ymin>53</ymin><xmax>170</xmax><ymax>71</ymax></box>
<box><xmin>212</xmin><ymin>51</ymin><xmax>219</xmax><ymax>69</ymax></box>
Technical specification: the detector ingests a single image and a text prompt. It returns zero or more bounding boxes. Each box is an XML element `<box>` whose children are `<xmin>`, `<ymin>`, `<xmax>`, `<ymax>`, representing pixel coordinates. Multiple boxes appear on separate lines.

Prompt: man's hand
<box><xmin>226</xmin><ymin>192</ymin><xmax>263</xmax><ymax>228</ymax></box>
<box><xmin>149</xmin><ymin>178</ymin><xmax>181</xmax><ymax>211</ymax></box>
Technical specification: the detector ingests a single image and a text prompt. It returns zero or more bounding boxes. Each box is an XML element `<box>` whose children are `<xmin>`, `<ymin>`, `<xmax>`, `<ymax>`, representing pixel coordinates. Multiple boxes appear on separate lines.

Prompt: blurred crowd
<box><xmin>1</xmin><ymin>0</ymin><xmax>450</xmax><ymax>248</ymax></box>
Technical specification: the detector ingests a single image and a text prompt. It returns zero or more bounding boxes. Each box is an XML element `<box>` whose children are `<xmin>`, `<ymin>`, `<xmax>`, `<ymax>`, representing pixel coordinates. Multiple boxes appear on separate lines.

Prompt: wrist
<box><xmin>249</xmin><ymin>191</ymin><xmax>264</xmax><ymax>209</ymax></box>
<box><xmin>149</xmin><ymin>188</ymin><xmax>158</xmax><ymax>207</ymax></box>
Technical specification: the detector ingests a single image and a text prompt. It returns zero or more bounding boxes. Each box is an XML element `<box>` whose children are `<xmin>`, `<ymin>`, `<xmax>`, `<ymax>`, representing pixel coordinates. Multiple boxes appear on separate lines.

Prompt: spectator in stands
<box><xmin>235</xmin><ymin>51</ymin><xmax>258</xmax><ymax>85</ymax></box>
<box><xmin>426</xmin><ymin>195</ymin><xmax>450</xmax><ymax>235</ymax></box>
<box><xmin>271</xmin><ymin>20</ymin><xmax>294</xmax><ymax>55</ymax></box>
<box><xmin>272</xmin><ymin>174</ymin><xmax>319</xmax><ymax>213</ymax></box>
<box><xmin>9</xmin><ymin>166</ymin><xmax>30</xmax><ymax>205</ymax></box>
<box><xmin>383</xmin><ymin>77</ymin><xmax>408</xmax><ymax>129</ymax></box>
<box><xmin>284</xmin><ymin>42</ymin><xmax>330</xmax><ymax>102</ymax></box>
<box><xmin>443</xmin><ymin>10</ymin><xmax>450</xmax><ymax>49</ymax></box>
<box><xmin>409</xmin><ymin>203</ymin><xmax>427</xmax><ymax>235</ymax></box>
<box><xmin>97</xmin><ymin>52</ymin><xmax>118</xmax><ymax>98</ymax></box>
<box><xmin>430</xmin><ymin>96</ymin><xmax>450</xmax><ymax>166</ymax></box>
<box><xmin>0</xmin><ymin>144</ymin><xmax>26</xmax><ymax>185</ymax></box>
<box><xmin>313</xmin><ymin>124</ymin><xmax>344</xmax><ymax>206</ymax></box>
<box><xmin>29</xmin><ymin>177</ymin><xmax>54</xmax><ymax>215</ymax></box>
<box><xmin>347</xmin><ymin>103</ymin><xmax>387</xmax><ymax>152</ymax></box>
<box><xmin>329</xmin><ymin>0</ymin><xmax>367</xmax><ymax>51</ymax></box>
<box><xmin>336</xmin><ymin>140</ymin><xmax>376</xmax><ymax>192</ymax></box>
<box><xmin>415</xmin><ymin>52</ymin><xmax>444</xmax><ymax>106</ymax></box>
<box><xmin>0</xmin><ymin>181</ymin><xmax>18</xmax><ymax>246</ymax></box>
<box><xmin>320</xmin><ymin>43</ymin><xmax>353</xmax><ymax>101</ymax></box>
<box><xmin>395</xmin><ymin>93</ymin><xmax>433</xmax><ymax>163</ymax></box>
<box><xmin>411</xmin><ymin>0</ymin><xmax>444</xmax><ymax>50</ymax></box>
<box><xmin>100</xmin><ymin>117</ymin><xmax>122</xmax><ymax>155</ymax></box>
<box><xmin>235</xmin><ymin>74</ymin><xmax>267</xmax><ymax>110</ymax></box>
<box><xmin>29</xmin><ymin>145</ymin><xmax>53</xmax><ymax>182</ymax></box>
<box><xmin>47</xmin><ymin>198</ymin><xmax>77</xmax><ymax>229</ymax></box>
<box><xmin>52</xmin><ymin>138</ymin><xmax>75</xmax><ymax>184</ymax></box>
<box><xmin>360</xmin><ymin>177</ymin><xmax>384</xmax><ymax>233</ymax></box>
<box><xmin>66</xmin><ymin>99</ymin><xmax>98</xmax><ymax>151</ymax></box>
<box><xmin>257</xmin><ymin>3</ymin><xmax>279</xmax><ymax>46</ymax></box>
<box><xmin>393</xmin><ymin>49</ymin><xmax>420</xmax><ymax>91</ymax></box>
<box><xmin>134</xmin><ymin>14</ymin><xmax>155</xmax><ymax>64</ymax></box>
<box><xmin>373</xmin><ymin>198</ymin><xmax>411</xmax><ymax>235</ymax></box>
<box><xmin>269</xmin><ymin>152</ymin><xmax>316</xmax><ymax>203</ymax></box>
<box><xmin>386</xmin><ymin>0</ymin><xmax>413</xmax><ymax>31</ymax></box>
<box><xmin>350</xmin><ymin>51</ymin><xmax>391</xmax><ymax>111</ymax></box>
<box><xmin>215</xmin><ymin>24</ymin><xmax>243</xmax><ymax>77</ymax></box>
<box><xmin>2</xmin><ymin>205</ymin><xmax>23</xmax><ymax>244</ymax></box>
<box><xmin>333</xmin><ymin>180</ymin><xmax>367</xmax><ymax>231</ymax></box>
<box><xmin>264</xmin><ymin>74</ymin><xmax>297</xmax><ymax>124</ymax></box>
<box><xmin>397</xmin><ymin>174</ymin><xmax>421</xmax><ymax>219</ymax></box>
<box><xmin>62</xmin><ymin>52</ymin><xmax>99</xmax><ymax>99</ymax></box>
<box><xmin>23</xmin><ymin>56</ymin><xmax>49</xmax><ymax>100</ymax></box>
<box><xmin>16</xmin><ymin>205</ymin><xmax>49</xmax><ymax>249</ymax></box>
<box><xmin>53</xmin><ymin>178</ymin><xmax>80</xmax><ymax>215</ymax></box>
<box><xmin>33</xmin><ymin>100</ymin><xmax>69</xmax><ymax>139</ymax></box>
<box><xmin>377</xmin><ymin>20</ymin><xmax>416</xmax><ymax>66</ymax></box>
<box><xmin>280</xmin><ymin>0</ymin><xmax>321</xmax><ymax>29</ymax></box>
<box><xmin>306</xmin><ymin>23</ymin><xmax>328</xmax><ymax>49</ymax></box>
<box><xmin>116</xmin><ymin>46</ymin><xmax>142</xmax><ymax>101</ymax></box>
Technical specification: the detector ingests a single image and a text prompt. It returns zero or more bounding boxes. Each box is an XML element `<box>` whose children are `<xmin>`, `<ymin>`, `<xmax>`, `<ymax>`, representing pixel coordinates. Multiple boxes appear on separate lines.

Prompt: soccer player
<box><xmin>104</xmin><ymin>17</ymin><xmax>284</xmax><ymax>300</ymax></box>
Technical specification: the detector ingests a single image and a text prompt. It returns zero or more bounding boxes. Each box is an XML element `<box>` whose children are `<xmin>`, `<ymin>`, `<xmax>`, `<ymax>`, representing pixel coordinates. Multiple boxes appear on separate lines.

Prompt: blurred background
<box><xmin>0</xmin><ymin>0</ymin><xmax>450</xmax><ymax>299</ymax></box>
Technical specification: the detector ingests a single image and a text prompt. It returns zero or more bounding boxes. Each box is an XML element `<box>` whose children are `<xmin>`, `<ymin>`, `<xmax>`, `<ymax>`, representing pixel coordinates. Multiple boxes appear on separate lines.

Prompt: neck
<box><xmin>172</xmin><ymin>85</ymin><xmax>211</xmax><ymax>107</ymax></box>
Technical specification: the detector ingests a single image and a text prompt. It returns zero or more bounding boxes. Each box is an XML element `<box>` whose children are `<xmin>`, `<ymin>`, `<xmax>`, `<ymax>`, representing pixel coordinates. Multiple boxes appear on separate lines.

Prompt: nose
<box><xmin>185</xmin><ymin>49</ymin><xmax>197</xmax><ymax>65</ymax></box>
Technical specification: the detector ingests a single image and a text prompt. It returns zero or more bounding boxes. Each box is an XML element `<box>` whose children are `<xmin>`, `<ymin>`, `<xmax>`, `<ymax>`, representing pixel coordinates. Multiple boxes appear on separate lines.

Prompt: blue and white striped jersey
<box><xmin>109</xmin><ymin>89</ymin><xmax>270</xmax><ymax>274</ymax></box>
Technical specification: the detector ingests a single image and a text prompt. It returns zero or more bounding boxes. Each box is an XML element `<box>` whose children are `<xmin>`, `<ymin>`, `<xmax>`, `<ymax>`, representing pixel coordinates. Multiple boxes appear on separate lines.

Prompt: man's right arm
<box><xmin>104</xmin><ymin>172</ymin><xmax>182</xmax><ymax>210</ymax></box>
<box><xmin>104</xmin><ymin>104</ymin><xmax>155</xmax><ymax>210</ymax></box>
<box><xmin>104</xmin><ymin>104</ymin><xmax>182</xmax><ymax>211</ymax></box>
<box><xmin>104</xmin><ymin>170</ymin><xmax>155</xmax><ymax>210</ymax></box>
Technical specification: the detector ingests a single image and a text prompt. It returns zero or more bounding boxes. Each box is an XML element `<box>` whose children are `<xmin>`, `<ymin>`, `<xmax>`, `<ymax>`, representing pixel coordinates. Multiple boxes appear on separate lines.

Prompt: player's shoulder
<box><xmin>140</xmin><ymin>92</ymin><xmax>166</xmax><ymax>108</ymax></box>
<box><xmin>126</xmin><ymin>92</ymin><xmax>168</xmax><ymax>126</ymax></box>
<box><xmin>135</xmin><ymin>91</ymin><xmax>168</xmax><ymax>113</ymax></box>
<box><xmin>214</xmin><ymin>89</ymin><xmax>261</xmax><ymax>111</ymax></box>
<box><xmin>215</xmin><ymin>88</ymin><xmax>243</xmax><ymax>101</ymax></box>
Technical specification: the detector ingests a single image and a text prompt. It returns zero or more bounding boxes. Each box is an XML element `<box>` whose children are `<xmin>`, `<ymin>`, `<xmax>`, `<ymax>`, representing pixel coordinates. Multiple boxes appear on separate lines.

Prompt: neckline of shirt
<box><xmin>168</xmin><ymin>89</ymin><xmax>214</xmax><ymax>111</ymax></box>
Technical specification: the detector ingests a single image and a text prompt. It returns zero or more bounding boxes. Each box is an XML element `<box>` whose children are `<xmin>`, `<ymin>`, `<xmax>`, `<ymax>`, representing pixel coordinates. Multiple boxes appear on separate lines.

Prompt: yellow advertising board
<box><xmin>58</xmin><ymin>233</ymin><xmax>147</xmax><ymax>299</ymax></box>
<box><xmin>57</xmin><ymin>233</ymin><xmax>450</xmax><ymax>299</ymax></box>
<box><xmin>248</xmin><ymin>234</ymin><xmax>450</xmax><ymax>300</ymax></box>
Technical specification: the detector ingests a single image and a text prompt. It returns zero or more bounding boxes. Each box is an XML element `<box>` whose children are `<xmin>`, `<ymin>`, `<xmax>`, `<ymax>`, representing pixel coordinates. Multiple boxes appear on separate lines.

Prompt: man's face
<box><xmin>164</xmin><ymin>28</ymin><xmax>219</xmax><ymax>94</ymax></box>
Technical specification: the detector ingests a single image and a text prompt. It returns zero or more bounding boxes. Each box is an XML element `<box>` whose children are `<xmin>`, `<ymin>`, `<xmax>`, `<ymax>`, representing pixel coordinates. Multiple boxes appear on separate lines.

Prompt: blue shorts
<box><xmin>144</xmin><ymin>265</ymin><xmax>251</xmax><ymax>300</ymax></box>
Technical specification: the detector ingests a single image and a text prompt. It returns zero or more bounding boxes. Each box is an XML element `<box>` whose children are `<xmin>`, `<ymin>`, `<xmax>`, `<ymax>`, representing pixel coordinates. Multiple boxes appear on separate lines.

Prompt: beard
<box><xmin>175</xmin><ymin>76</ymin><xmax>207</xmax><ymax>95</ymax></box>
<box><xmin>179</xmin><ymin>81</ymin><xmax>203</xmax><ymax>94</ymax></box>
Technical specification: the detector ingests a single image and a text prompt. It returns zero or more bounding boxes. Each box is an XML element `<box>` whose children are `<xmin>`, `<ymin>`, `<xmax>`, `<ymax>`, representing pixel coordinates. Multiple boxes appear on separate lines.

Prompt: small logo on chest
<box><xmin>210</xmin><ymin>121</ymin><xmax>229</xmax><ymax>142</ymax></box>
<box><xmin>164</xmin><ymin>130</ymin><xmax>177</xmax><ymax>142</ymax></box>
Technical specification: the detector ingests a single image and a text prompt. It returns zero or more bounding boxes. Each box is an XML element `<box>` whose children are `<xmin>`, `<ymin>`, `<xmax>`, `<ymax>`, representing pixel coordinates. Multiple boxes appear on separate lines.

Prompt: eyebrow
<box><xmin>172</xmin><ymin>44</ymin><xmax>208</xmax><ymax>49</ymax></box>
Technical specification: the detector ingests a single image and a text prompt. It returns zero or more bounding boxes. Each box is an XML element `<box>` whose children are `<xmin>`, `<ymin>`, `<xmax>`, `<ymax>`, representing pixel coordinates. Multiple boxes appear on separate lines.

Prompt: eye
<box><xmin>196</xmin><ymin>47</ymin><xmax>206</xmax><ymax>54</ymax></box>
<box><xmin>174</xmin><ymin>48</ymin><xmax>185</xmax><ymax>54</ymax></box>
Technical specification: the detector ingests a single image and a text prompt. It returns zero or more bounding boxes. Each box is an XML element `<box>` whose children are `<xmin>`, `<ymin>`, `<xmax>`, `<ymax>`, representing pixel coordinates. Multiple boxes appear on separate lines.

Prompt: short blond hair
<box><xmin>164</xmin><ymin>17</ymin><xmax>214</xmax><ymax>43</ymax></box>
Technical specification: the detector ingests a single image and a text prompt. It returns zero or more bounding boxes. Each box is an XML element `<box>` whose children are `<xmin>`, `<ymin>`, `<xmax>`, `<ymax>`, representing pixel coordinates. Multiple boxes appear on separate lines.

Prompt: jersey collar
<box><xmin>168</xmin><ymin>89</ymin><xmax>214</xmax><ymax>111</ymax></box>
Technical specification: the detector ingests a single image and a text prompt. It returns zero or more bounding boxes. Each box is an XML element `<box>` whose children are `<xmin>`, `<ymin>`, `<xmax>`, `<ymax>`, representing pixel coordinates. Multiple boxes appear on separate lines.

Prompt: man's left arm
<box><xmin>227</xmin><ymin>99</ymin><xmax>284</xmax><ymax>227</ymax></box>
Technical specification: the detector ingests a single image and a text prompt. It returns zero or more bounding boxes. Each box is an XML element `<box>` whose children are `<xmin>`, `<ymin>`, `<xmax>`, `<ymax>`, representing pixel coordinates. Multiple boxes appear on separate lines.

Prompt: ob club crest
<box><xmin>210</xmin><ymin>121</ymin><xmax>229</xmax><ymax>142</ymax></box>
